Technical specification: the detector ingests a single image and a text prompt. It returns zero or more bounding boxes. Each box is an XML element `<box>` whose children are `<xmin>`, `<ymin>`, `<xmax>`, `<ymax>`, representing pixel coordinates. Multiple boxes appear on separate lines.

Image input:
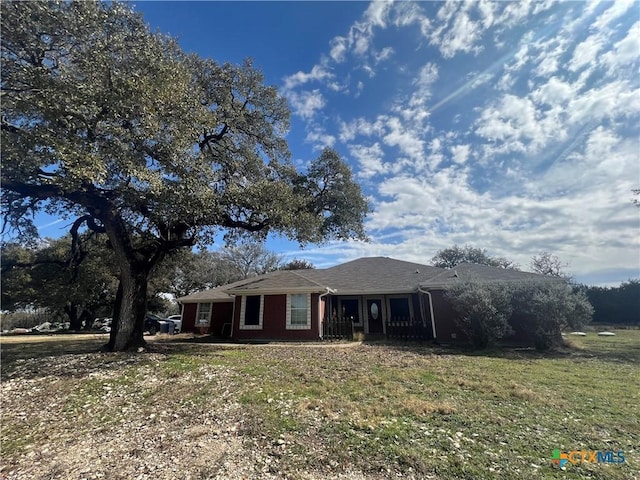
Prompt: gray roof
<box><xmin>306</xmin><ymin>257</ymin><xmax>443</xmax><ymax>295</ymax></box>
<box><xmin>419</xmin><ymin>262</ymin><xmax>559</xmax><ymax>288</ymax></box>
<box><xmin>224</xmin><ymin>270</ymin><xmax>328</xmax><ymax>295</ymax></box>
<box><xmin>179</xmin><ymin>257</ymin><xmax>560</xmax><ymax>302</ymax></box>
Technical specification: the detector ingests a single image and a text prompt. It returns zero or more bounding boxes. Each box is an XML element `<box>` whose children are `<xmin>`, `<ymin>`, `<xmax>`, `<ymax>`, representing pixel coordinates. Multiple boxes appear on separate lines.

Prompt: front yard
<box><xmin>1</xmin><ymin>331</ymin><xmax>638</xmax><ymax>479</ymax></box>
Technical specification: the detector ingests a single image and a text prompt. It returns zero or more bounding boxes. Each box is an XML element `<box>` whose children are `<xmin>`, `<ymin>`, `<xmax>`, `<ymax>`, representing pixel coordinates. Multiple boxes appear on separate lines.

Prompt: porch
<box><xmin>320</xmin><ymin>293</ymin><xmax>433</xmax><ymax>341</ymax></box>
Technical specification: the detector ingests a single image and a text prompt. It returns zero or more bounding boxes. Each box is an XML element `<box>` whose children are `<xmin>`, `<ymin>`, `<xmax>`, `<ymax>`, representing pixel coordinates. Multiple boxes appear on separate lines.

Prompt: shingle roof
<box><xmin>305</xmin><ymin>257</ymin><xmax>443</xmax><ymax>294</ymax></box>
<box><xmin>178</xmin><ymin>257</ymin><xmax>560</xmax><ymax>302</ymax></box>
<box><xmin>224</xmin><ymin>269</ymin><xmax>328</xmax><ymax>294</ymax></box>
<box><xmin>419</xmin><ymin>262</ymin><xmax>559</xmax><ymax>288</ymax></box>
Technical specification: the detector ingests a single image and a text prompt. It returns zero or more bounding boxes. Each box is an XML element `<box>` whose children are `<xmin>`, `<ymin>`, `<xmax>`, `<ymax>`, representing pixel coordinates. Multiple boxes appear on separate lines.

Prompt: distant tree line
<box><xmin>578</xmin><ymin>280</ymin><xmax>639</xmax><ymax>327</ymax></box>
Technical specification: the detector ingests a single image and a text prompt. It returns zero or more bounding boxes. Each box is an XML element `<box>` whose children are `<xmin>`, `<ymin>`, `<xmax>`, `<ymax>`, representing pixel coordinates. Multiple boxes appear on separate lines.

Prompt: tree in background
<box><xmin>446</xmin><ymin>279</ymin><xmax>593</xmax><ymax>350</ymax></box>
<box><xmin>530</xmin><ymin>252</ymin><xmax>570</xmax><ymax>279</ymax></box>
<box><xmin>150</xmin><ymin>249</ymin><xmax>243</xmax><ymax>301</ymax></box>
<box><xmin>218</xmin><ymin>242</ymin><xmax>283</xmax><ymax>278</ymax></box>
<box><xmin>1</xmin><ymin>236</ymin><xmax>118</xmax><ymax>329</ymax></box>
<box><xmin>2</xmin><ymin>3</ymin><xmax>368</xmax><ymax>351</ymax></box>
<box><xmin>582</xmin><ymin>280</ymin><xmax>640</xmax><ymax>326</ymax></box>
<box><xmin>281</xmin><ymin>259</ymin><xmax>316</xmax><ymax>270</ymax></box>
<box><xmin>431</xmin><ymin>245</ymin><xmax>518</xmax><ymax>270</ymax></box>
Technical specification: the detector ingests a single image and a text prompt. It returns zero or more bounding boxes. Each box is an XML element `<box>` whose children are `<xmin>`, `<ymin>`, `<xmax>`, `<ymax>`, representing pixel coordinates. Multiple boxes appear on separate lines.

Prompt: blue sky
<box><xmin>37</xmin><ymin>1</ymin><xmax>640</xmax><ymax>286</ymax></box>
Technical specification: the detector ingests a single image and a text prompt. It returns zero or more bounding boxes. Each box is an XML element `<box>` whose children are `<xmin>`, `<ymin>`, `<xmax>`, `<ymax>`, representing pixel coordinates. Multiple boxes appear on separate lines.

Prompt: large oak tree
<box><xmin>1</xmin><ymin>2</ymin><xmax>368</xmax><ymax>351</ymax></box>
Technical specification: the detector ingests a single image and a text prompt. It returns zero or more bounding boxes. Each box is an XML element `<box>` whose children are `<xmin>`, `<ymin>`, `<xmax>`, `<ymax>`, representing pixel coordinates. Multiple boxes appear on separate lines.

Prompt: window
<box><xmin>339</xmin><ymin>298</ymin><xmax>361</xmax><ymax>325</ymax></box>
<box><xmin>240</xmin><ymin>295</ymin><xmax>263</xmax><ymax>329</ymax></box>
<box><xmin>388</xmin><ymin>297</ymin><xmax>411</xmax><ymax>321</ymax></box>
<box><xmin>287</xmin><ymin>293</ymin><xmax>311</xmax><ymax>329</ymax></box>
<box><xmin>196</xmin><ymin>303</ymin><xmax>212</xmax><ymax>327</ymax></box>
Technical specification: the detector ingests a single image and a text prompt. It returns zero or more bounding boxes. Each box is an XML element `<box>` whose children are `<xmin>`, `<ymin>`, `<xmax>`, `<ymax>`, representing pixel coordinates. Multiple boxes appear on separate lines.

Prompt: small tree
<box><xmin>1</xmin><ymin>236</ymin><xmax>118</xmax><ymax>329</ymax></box>
<box><xmin>445</xmin><ymin>280</ymin><xmax>513</xmax><ymax>348</ymax></box>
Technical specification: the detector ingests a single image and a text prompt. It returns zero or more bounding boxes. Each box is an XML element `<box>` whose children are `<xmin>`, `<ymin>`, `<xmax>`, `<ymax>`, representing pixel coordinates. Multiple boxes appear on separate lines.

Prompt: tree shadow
<box><xmin>362</xmin><ymin>336</ymin><xmax>640</xmax><ymax>363</ymax></box>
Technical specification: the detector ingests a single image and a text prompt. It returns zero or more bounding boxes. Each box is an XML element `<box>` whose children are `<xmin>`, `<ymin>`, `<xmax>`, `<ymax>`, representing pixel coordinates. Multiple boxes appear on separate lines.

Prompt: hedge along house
<box><xmin>178</xmin><ymin>257</ymin><xmax>558</xmax><ymax>343</ymax></box>
<box><xmin>419</xmin><ymin>262</ymin><xmax>564</xmax><ymax>344</ymax></box>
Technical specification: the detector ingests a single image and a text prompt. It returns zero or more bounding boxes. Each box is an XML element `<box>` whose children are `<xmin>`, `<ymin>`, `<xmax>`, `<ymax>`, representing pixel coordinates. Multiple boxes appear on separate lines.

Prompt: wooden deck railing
<box><xmin>385</xmin><ymin>316</ymin><xmax>430</xmax><ymax>340</ymax></box>
<box><xmin>322</xmin><ymin>317</ymin><xmax>354</xmax><ymax>340</ymax></box>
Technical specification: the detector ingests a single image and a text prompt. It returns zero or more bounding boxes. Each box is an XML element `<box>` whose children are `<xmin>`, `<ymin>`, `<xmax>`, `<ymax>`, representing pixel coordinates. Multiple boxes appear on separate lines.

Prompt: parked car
<box><xmin>144</xmin><ymin>314</ymin><xmax>164</xmax><ymax>335</ymax></box>
<box><xmin>166</xmin><ymin>315</ymin><xmax>182</xmax><ymax>334</ymax></box>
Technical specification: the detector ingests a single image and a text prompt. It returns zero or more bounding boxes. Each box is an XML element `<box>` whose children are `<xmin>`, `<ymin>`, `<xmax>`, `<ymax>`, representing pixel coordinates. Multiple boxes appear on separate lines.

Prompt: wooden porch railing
<box><xmin>386</xmin><ymin>316</ymin><xmax>430</xmax><ymax>340</ymax></box>
<box><xmin>322</xmin><ymin>317</ymin><xmax>354</xmax><ymax>340</ymax></box>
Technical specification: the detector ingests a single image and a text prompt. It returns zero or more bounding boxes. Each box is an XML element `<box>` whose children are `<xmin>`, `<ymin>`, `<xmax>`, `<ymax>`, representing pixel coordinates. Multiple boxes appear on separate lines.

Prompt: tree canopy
<box><xmin>1</xmin><ymin>2</ymin><xmax>368</xmax><ymax>351</ymax></box>
<box><xmin>431</xmin><ymin>245</ymin><xmax>518</xmax><ymax>270</ymax></box>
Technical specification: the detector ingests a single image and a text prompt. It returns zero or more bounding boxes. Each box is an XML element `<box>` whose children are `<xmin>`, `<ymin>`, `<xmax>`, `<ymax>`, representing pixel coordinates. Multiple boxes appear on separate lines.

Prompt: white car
<box><xmin>166</xmin><ymin>315</ymin><xmax>182</xmax><ymax>334</ymax></box>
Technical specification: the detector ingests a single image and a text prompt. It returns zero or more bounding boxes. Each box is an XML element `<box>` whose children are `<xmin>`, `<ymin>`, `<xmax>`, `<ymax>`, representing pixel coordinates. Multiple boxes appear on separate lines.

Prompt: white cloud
<box><xmin>567</xmin><ymin>81</ymin><xmax>640</xmax><ymax>126</ymax></box>
<box><xmin>451</xmin><ymin>144</ymin><xmax>471</xmax><ymax>164</ymax></box>
<box><xmin>591</xmin><ymin>0</ymin><xmax>636</xmax><ymax>31</ymax></box>
<box><xmin>601</xmin><ymin>21</ymin><xmax>640</xmax><ymax>71</ymax></box>
<box><xmin>414</xmin><ymin>61</ymin><xmax>439</xmax><ymax>89</ymax></box>
<box><xmin>305</xmin><ymin>128</ymin><xmax>336</xmax><ymax>150</ymax></box>
<box><xmin>568</xmin><ymin>32</ymin><xmax>607</xmax><ymax>73</ymax></box>
<box><xmin>348</xmin><ymin>142</ymin><xmax>389</xmax><ymax>179</ymax></box>
<box><xmin>287</xmin><ymin>89</ymin><xmax>325</xmax><ymax>120</ymax></box>
<box><xmin>382</xmin><ymin>117</ymin><xmax>425</xmax><ymax>161</ymax></box>
<box><xmin>432</xmin><ymin>10</ymin><xmax>483</xmax><ymax>58</ymax></box>
<box><xmin>283</xmin><ymin>65</ymin><xmax>333</xmax><ymax>90</ymax></box>
<box><xmin>531</xmin><ymin>77</ymin><xmax>573</xmax><ymax>105</ymax></box>
<box><xmin>330</xmin><ymin>36</ymin><xmax>348</xmax><ymax>63</ymax></box>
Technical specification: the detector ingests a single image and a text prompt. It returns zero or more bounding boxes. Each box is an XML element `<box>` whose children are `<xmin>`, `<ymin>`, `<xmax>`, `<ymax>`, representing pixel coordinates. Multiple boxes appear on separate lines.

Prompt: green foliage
<box><xmin>447</xmin><ymin>280</ymin><xmax>594</xmax><ymax>350</ymax></box>
<box><xmin>1</xmin><ymin>236</ymin><xmax>118</xmax><ymax>329</ymax></box>
<box><xmin>581</xmin><ymin>279</ymin><xmax>640</xmax><ymax>326</ymax></box>
<box><xmin>432</xmin><ymin>245</ymin><xmax>518</xmax><ymax>270</ymax></box>
<box><xmin>445</xmin><ymin>281</ymin><xmax>513</xmax><ymax>348</ymax></box>
<box><xmin>280</xmin><ymin>259</ymin><xmax>315</xmax><ymax>270</ymax></box>
<box><xmin>511</xmin><ymin>281</ymin><xmax>593</xmax><ymax>350</ymax></box>
<box><xmin>1</xmin><ymin>2</ymin><xmax>368</xmax><ymax>350</ymax></box>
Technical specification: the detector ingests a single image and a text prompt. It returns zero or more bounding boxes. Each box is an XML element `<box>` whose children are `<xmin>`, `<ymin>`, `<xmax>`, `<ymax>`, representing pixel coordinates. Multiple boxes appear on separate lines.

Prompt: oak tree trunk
<box><xmin>107</xmin><ymin>265</ymin><xmax>149</xmax><ymax>351</ymax></box>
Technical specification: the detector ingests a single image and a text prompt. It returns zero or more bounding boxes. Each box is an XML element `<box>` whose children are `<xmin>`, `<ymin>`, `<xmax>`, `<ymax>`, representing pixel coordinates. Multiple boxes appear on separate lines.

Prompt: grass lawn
<box><xmin>1</xmin><ymin>330</ymin><xmax>638</xmax><ymax>479</ymax></box>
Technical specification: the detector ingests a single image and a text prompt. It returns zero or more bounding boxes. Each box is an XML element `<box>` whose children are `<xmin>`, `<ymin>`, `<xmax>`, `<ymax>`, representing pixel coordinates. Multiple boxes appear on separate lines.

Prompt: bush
<box><xmin>446</xmin><ymin>280</ymin><xmax>594</xmax><ymax>350</ymax></box>
<box><xmin>512</xmin><ymin>281</ymin><xmax>593</xmax><ymax>350</ymax></box>
<box><xmin>445</xmin><ymin>281</ymin><xmax>513</xmax><ymax>348</ymax></box>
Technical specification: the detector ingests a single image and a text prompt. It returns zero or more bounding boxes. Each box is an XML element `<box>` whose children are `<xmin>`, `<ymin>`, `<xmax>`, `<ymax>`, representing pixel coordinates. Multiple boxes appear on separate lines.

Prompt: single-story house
<box><xmin>177</xmin><ymin>256</ymin><xmax>555</xmax><ymax>343</ymax></box>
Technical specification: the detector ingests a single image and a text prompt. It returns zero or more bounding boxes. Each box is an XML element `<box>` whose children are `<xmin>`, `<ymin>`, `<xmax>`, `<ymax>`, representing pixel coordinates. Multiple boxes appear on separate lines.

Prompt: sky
<box><xmin>37</xmin><ymin>0</ymin><xmax>640</xmax><ymax>286</ymax></box>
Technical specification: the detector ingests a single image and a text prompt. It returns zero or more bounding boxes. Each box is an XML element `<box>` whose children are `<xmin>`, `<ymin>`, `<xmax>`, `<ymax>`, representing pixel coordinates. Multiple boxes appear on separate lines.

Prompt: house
<box><xmin>177</xmin><ymin>256</ymin><xmax>555</xmax><ymax>343</ymax></box>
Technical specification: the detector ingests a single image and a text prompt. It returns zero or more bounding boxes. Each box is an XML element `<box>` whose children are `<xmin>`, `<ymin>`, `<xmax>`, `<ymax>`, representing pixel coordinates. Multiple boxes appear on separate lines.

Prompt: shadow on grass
<box><xmin>362</xmin><ymin>333</ymin><xmax>640</xmax><ymax>363</ymax></box>
<box><xmin>0</xmin><ymin>331</ymin><xmax>252</xmax><ymax>382</ymax></box>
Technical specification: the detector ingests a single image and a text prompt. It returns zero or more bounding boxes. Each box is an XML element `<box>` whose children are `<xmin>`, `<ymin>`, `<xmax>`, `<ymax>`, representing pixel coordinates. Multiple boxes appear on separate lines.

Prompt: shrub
<box><xmin>445</xmin><ymin>281</ymin><xmax>513</xmax><ymax>348</ymax></box>
<box><xmin>511</xmin><ymin>281</ymin><xmax>593</xmax><ymax>350</ymax></box>
<box><xmin>446</xmin><ymin>280</ymin><xmax>594</xmax><ymax>350</ymax></box>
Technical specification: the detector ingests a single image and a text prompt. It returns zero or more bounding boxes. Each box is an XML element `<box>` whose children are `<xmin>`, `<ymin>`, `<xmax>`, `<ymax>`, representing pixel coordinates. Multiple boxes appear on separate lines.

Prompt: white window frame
<box><xmin>239</xmin><ymin>295</ymin><xmax>264</xmax><ymax>330</ymax></box>
<box><xmin>286</xmin><ymin>293</ymin><xmax>311</xmax><ymax>330</ymax></box>
<box><xmin>195</xmin><ymin>303</ymin><xmax>212</xmax><ymax>327</ymax></box>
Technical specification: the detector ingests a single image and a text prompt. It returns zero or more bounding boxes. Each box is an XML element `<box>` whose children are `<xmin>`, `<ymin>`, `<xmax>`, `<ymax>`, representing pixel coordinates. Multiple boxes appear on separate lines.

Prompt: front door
<box><xmin>366</xmin><ymin>299</ymin><xmax>383</xmax><ymax>334</ymax></box>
